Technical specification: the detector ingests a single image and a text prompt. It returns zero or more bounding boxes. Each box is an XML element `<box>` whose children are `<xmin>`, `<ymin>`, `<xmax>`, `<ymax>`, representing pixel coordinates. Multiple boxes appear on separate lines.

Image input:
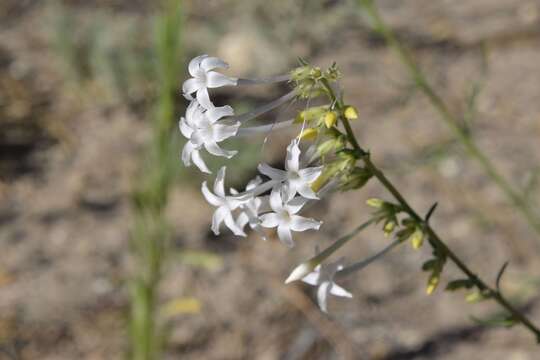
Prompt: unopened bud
<box><xmin>344</xmin><ymin>106</ymin><xmax>358</xmax><ymax>120</ymax></box>
<box><xmin>324</xmin><ymin>111</ymin><xmax>337</xmax><ymax>128</ymax></box>
<box><xmin>426</xmin><ymin>274</ymin><xmax>440</xmax><ymax>295</ymax></box>
<box><xmin>285</xmin><ymin>260</ymin><xmax>318</xmax><ymax>284</ymax></box>
<box><xmin>366</xmin><ymin>198</ymin><xmax>384</xmax><ymax>208</ymax></box>
<box><xmin>298</xmin><ymin>128</ymin><xmax>319</xmax><ymax>140</ymax></box>
<box><xmin>411</xmin><ymin>229</ymin><xmax>424</xmax><ymax>249</ymax></box>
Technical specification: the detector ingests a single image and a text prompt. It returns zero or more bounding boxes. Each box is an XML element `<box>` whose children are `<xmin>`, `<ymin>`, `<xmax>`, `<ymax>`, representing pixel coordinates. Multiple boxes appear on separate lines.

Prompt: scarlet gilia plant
<box><xmin>179</xmin><ymin>55</ymin><xmax>540</xmax><ymax>341</ymax></box>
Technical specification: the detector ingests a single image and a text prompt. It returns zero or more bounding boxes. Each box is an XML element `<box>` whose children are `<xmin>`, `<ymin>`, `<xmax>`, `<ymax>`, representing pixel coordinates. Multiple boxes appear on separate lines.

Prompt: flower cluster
<box><xmin>179</xmin><ymin>55</ymin><xmax>363</xmax><ymax>312</ymax></box>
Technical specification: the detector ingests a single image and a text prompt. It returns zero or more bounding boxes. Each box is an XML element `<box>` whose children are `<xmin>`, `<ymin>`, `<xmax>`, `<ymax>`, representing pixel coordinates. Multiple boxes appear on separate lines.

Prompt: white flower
<box><xmin>260</xmin><ymin>187</ymin><xmax>321</xmax><ymax>247</ymax></box>
<box><xmin>201</xmin><ymin>167</ymin><xmax>246</xmax><ymax>236</ymax></box>
<box><xmin>180</xmin><ymin>101</ymin><xmax>240</xmax><ymax>174</ymax></box>
<box><xmin>234</xmin><ymin>177</ymin><xmax>268</xmax><ymax>240</ymax></box>
<box><xmin>301</xmin><ymin>260</ymin><xmax>353</xmax><ymax>313</ymax></box>
<box><xmin>182</xmin><ymin>55</ymin><xmax>238</xmax><ymax>110</ymax></box>
<box><xmin>258</xmin><ymin>140</ymin><xmax>322</xmax><ymax>200</ymax></box>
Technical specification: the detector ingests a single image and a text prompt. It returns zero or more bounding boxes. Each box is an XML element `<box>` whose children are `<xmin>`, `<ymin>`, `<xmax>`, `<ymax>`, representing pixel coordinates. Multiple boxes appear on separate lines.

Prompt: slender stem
<box><xmin>337</xmin><ymin>238</ymin><xmax>401</xmax><ymax>278</ymax></box>
<box><xmin>320</xmin><ymin>78</ymin><xmax>540</xmax><ymax>342</ymax></box>
<box><xmin>356</xmin><ymin>0</ymin><xmax>540</xmax><ymax>239</ymax></box>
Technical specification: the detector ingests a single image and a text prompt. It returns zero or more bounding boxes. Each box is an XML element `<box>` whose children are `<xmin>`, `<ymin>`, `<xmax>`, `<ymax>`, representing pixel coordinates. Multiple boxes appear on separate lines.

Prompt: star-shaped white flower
<box><xmin>201</xmin><ymin>167</ymin><xmax>246</xmax><ymax>236</ymax></box>
<box><xmin>258</xmin><ymin>140</ymin><xmax>322</xmax><ymax>200</ymax></box>
<box><xmin>180</xmin><ymin>101</ymin><xmax>240</xmax><ymax>174</ymax></box>
<box><xmin>182</xmin><ymin>55</ymin><xmax>238</xmax><ymax>110</ymax></box>
<box><xmin>301</xmin><ymin>260</ymin><xmax>353</xmax><ymax>313</ymax></box>
<box><xmin>260</xmin><ymin>187</ymin><xmax>321</xmax><ymax>247</ymax></box>
<box><xmin>234</xmin><ymin>177</ymin><xmax>268</xmax><ymax>240</ymax></box>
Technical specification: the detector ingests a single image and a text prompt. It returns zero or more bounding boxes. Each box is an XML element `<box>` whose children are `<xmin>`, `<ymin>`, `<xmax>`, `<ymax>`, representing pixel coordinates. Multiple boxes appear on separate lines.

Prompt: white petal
<box><xmin>301</xmin><ymin>272</ymin><xmax>320</xmax><ymax>286</ymax></box>
<box><xmin>296</xmin><ymin>182</ymin><xmax>319</xmax><ymax>200</ymax></box>
<box><xmin>196</xmin><ymin>88</ymin><xmax>214</xmax><ymax>110</ymax></box>
<box><xmin>330</xmin><ymin>284</ymin><xmax>353</xmax><ymax>298</ymax></box>
<box><xmin>188</xmin><ymin>54</ymin><xmax>207</xmax><ymax>77</ymax></box>
<box><xmin>277</xmin><ymin>224</ymin><xmax>294</xmax><ymax>248</ymax></box>
<box><xmin>179</xmin><ymin>117</ymin><xmax>194</xmax><ymax>139</ymax></box>
<box><xmin>185</xmin><ymin>101</ymin><xmax>203</xmax><ymax>127</ymax></box>
<box><xmin>214</xmin><ymin>166</ymin><xmax>226</xmax><ymax>197</ymax></box>
<box><xmin>260</xmin><ymin>213</ymin><xmax>280</xmax><ymax>228</ymax></box>
<box><xmin>284</xmin><ymin>196</ymin><xmax>307</xmax><ymax>215</ymax></box>
<box><xmin>269</xmin><ymin>187</ymin><xmax>284</xmax><ymax>212</ymax></box>
<box><xmin>211</xmin><ymin>206</ymin><xmax>227</xmax><ymax>235</ymax></box>
<box><xmin>192</xmin><ymin>149</ymin><xmax>211</xmax><ymax>174</ymax></box>
<box><xmin>317</xmin><ymin>282</ymin><xmax>331</xmax><ymax>313</ymax></box>
<box><xmin>204</xmin><ymin>141</ymin><xmax>237</xmax><ymax>158</ymax></box>
<box><xmin>286</xmin><ymin>141</ymin><xmax>301</xmax><ymax>172</ymax></box>
<box><xmin>213</xmin><ymin>123</ymin><xmax>239</xmax><ymax>142</ymax></box>
<box><xmin>290</xmin><ymin>215</ymin><xmax>321</xmax><ymax>232</ymax></box>
<box><xmin>206</xmin><ymin>105</ymin><xmax>234</xmax><ymax>123</ymax></box>
<box><xmin>181</xmin><ymin>141</ymin><xmax>196</xmax><ymax>166</ymax></box>
<box><xmin>201</xmin><ymin>181</ymin><xmax>222</xmax><ymax>207</ymax></box>
<box><xmin>206</xmin><ymin>71</ymin><xmax>238</xmax><ymax>88</ymax></box>
<box><xmin>182</xmin><ymin>78</ymin><xmax>204</xmax><ymax>96</ymax></box>
<box><xmin>236</xmin><ymin>212</ymin><xmax>249</xmax><ymax>231</ymax></box>
<box><xmin>299</xmin><ymin>166</ymin><xmax>323</xmax><ymax>183</ymax></box>
<box><xmin>246</xmin><ymin>176</ymin><xmax>263</xmax><ymax>191</ymax></box>
<box><xmin>257</xmin><ymin>163</ymin><xmax>286</xmax><ymax>181</ymax></box>
<box><xmin>200</xmin><ymin>56</ymin><xmax>229</xmax><ymax>72</ymax></box>
<box><xmin>223</xmin><ymin>212</ymin><xmax>246</xmax><ymax>236</ymax></box>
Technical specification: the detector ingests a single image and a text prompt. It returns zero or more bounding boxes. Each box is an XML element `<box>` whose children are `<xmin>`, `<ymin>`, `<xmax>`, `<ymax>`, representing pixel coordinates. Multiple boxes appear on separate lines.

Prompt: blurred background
<box><xmin>1</xmin><ymin>0</ymin><xmax>540</xmax><ymax>359</ymax></box>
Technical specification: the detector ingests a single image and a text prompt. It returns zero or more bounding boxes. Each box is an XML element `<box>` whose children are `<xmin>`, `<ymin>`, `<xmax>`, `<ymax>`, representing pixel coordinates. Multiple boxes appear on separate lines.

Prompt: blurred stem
<box><xmin>356</xmin><ymin>0</ymin><xmax>540</xmax><ymax>240</ymax></box>
<box><xmin>320</xmin><ymin>79</ymin><xmax>540</xmax><ymax>343</ymax></box>
<box><xmin>129</xmin><ymin>1</ymin><xmax>183</xmax><ymax>359</ymax></box>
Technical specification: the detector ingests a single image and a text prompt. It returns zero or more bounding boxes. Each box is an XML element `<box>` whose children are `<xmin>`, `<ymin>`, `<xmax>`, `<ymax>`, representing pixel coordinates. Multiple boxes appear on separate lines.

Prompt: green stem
<box><xmin>356</xmin><ymin>0</ymin><xmax>540</xmax><ymax>239</ymax></box>
<box><xmin>320</xmin><ymin>78</ymin><xmax>540</xmax><ymax>342</ymax></box>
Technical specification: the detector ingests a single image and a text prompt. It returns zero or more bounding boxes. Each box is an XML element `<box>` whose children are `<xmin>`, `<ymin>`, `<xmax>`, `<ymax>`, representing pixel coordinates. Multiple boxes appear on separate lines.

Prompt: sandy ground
<box><xmin>1</xmin><ymin>1</ymin><xmax>540</xmax><ymax>359</ymax></box>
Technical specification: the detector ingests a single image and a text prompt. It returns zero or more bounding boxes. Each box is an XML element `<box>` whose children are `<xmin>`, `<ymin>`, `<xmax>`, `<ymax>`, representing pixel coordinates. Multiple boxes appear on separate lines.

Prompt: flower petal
<box><xmin>206</xmin><ymin>105</ymin><xmax>234</xmax><ymax>123</ymax></box>
<box><xmin>200</xmin><ymin>56</ymin><xmax>229</xmax><ymax>72</ymax></box>
<box><xmin>213</xmin><ymin>123</ymin><xmax>239</xmax><ymax>142</ymax></box>
<box><xmin>204</xmin><ymin>141</ymin><xmax>237</xmax><ymax>158</ymax></box>
<box><xmin>277</xmin><ymin>224</ymin><xmax>294</xmax><ymax>248</ymax></box>
<box><xmin>236</xmin><ymin>212</ymin><xmax>249</xmax><ymax>231</ymax></box>
<box><xmin>301</xmin><ymin>272</ymin><xmax>320</xmax><ymax>286</ymax></box>
<box><xmin>196</xmin><ymin>88</ymin><xmax>214</xmax><ymax>110</ymax></box>
<box><xmin>213</xmin><ymin>166</ymin><xmax>226</xmax><ymax>197</ymax></box>
<box><xmin>246</xmin><ymin>176</ymin><xmax>263</xmax><ymax>191</ymax></box>
<box><xmin>181</xmin><ymin>141</ymin><xmax>196</xmax><ymax>167</ymax></box>
<box><xmin>329</xmin><ymin>284</ymin><xmax>353</xmax><ymax>298</ymax></box>
<box><xmin>179</xmin><ymin>117</ymin><xmax>194</xmax><ymax>139</ymax></box>
<box><xmin>286</xmin><ymin>141</ymin><xmax>301</xmax><ymax>172</ymax></box>
<box><xmin>211</xmin><ymin>206</ymin><xmax>227</xmax><ymax>235</ymax></box>
<box><xmin>299</xmin><ymin>166</ymin><xmax>323</xmax><ymax>183</ymax></box>
<box><xmin>257</xmin><ymin>163</ymin><xmax>286</xmax><ymax>181</ymax></box>
<box><xmin>269</xmin><ymin>187</ymin><xmax>284</xmax><ymax>212</ymax></box>
<box><xmin>317</xmin><ymin>281</ymin><xmax>331</xmax><ymax>313</ymax></box>
<box><xmin>182</xmin><ymin>78</ymin><xmax>204</xmax><ymax>96</ymax></box>
<box><xmin>284</xmin><ymin>196</ymin><xmax>307</xmax><ymax>214</ymax></box>
<box><xmin>188</xmin><ymin>54</ymin><xmax>207</xmax><ymax>77</ymax></box>
<box><xmin>192</xmin><ymin>148</ymin><xmax>211</xmax><ymax>174</ymax></box>
<box><xmin>223</xmin><ymin>212</ymin><xmax>246</xmax><ymax>236</ymax></box>
<box><xmin>201</xmin><ymin>181</ymin><xmax>222</xmax><ymax>207</ymax></box>
<box><xmin>296</xmin><ymin>182</ymin><xmax>319</xmax><ymax>200</ymax></box>
<box><xmin>206</xmin><ymin>71</ymin><xmax>238</xmax><ymax>88</ymax></box>
<box><xmin>260</xmin><ymin>213</ymin><xmax>280</xmax><ymax>228</ymax></box>
<box><xmin>290</xmin><ymin>215</ymin><xmax>321</xmax><ymax>232</ymax></box>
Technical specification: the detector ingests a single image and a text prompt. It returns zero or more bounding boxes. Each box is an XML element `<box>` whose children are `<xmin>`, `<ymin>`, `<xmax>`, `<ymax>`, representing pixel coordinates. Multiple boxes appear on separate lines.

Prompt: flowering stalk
<box><xmin>319</xmin><ymin>76</ymin><xmax>540</xmax><ymax>343</ymax></box>
<box><xmin>356</xmin><ymin>0</ymin><xmax>540</xmax><ymax>241</ymax></box>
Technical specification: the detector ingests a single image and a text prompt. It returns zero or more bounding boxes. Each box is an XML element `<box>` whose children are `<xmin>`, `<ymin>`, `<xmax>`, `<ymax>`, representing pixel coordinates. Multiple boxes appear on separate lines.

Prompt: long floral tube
<box><xmin>228</xmin><ymin>90</ymin><xmax>297</xmax><ymax>124</ymax></box>
<box><xmin>237</xmin><ymin>74</ymin><xmax>290</xmax><ymax>85</ymax></box>
<box><xmin>236</xmin><ymin>119</ymin><xmax>294</xmax><ymax>136</ymax></box>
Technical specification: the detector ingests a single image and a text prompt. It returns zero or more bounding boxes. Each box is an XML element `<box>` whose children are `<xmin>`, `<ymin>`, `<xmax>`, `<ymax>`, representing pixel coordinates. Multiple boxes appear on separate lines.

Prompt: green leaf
<box><xmin>470</xmin><ymin>314</ymin><xmax>517</xmax><ymax>328</ymax></box>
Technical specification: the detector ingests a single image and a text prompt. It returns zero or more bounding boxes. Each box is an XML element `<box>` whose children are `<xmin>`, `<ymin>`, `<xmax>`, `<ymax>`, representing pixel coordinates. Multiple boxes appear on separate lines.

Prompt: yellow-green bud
<box><xmin>344</xmin><ymin>106</ymin><xmax>359</xmax><ymax>120</ymax></box>
<box><xmin>411</xmin><ymin>229</ymin><xmax>424</xmax><ymax>249</ymax></box>
<box><xmin>366</xmin><ymin>198</ymin><xmax>384</xmax><ymax>208</ymax></box>
<box><xmin>324</xmin><ymin>111</ymin><xmax>337</xmax><ymax>128</ymax></box>
<box><xmin>426</xmin><ymin>274</ymin><xmax>440</xmax><ymax>295</ymax></box>
<box><xmin>298</xmin><ymin>128</ymin><xmax>319</xmax><ymax>140</ymax></box>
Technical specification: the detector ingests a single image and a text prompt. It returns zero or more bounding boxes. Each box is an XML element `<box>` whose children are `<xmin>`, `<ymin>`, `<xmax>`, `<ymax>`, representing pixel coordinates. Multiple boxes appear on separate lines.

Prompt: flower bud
<box><xmin>366</xmin><ymin>198</ymin><xmax>384</xmax><ymax>208</ymax></box>
<box><xmin>324</xmin><ymin>111</ymin><xmax>337</xmax><ymax>128</ymax></box>
<box><xmin>426</xmin><ymin>274</ymin><xmax>440</xmax><ymax>295</ymax></box>
<box><xmin>298</xmin><ymin>128</ymin><xmax>319</xmax><ymax>140</ymax></box>
<box><xmin>344</xmin><ymin>106</ymin><xmax>358</xmax><ymax>120</ymax></box>
<box><xmin>411</xmin><ymin>229</ymin><xmax>424</xmax><ymax>249</ymax></box>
